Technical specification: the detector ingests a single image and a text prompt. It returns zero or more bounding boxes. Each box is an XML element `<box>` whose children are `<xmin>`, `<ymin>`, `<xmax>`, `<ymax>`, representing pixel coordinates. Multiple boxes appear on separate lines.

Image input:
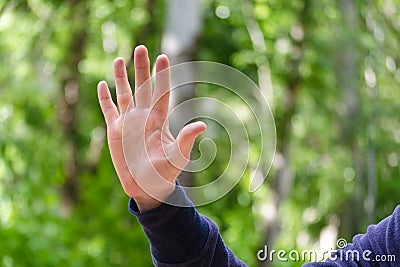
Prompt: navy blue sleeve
<box><xmin>129</xmin><ymin>184</ymin><xmax>248</xmax><ymax>266</ymax></box>
<box><xmin>303</xmin><ymin>206</ymin><xmax>400</xmax><ymax>267</ymax></box>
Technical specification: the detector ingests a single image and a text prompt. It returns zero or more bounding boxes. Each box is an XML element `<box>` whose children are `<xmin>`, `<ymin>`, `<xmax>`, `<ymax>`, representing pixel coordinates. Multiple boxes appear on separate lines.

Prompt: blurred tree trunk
<box><xmin>366</xmin><ymin>136</ymin><xmax>376</xmax><ymax>223</ymax></box>
<box><xmin>258</xmin><ymin>1</ymin><xmax>310</xmax><ymax>266</ymax></box>
<box><xmin>362</xmin><ymin>4</ymin><xmax>380</xmax><ymax>225</ymax></box>
<box><xmin>336</xmin><ymin>0</ymin><xmax>363</xmax><ymax>239</ymax></box>
<box><xmin>161</xmin><ymin>0</ymin><xmax>203</xmax><ymax>186</ymax></box>
<box><xmin>58</xmin><ymin>1</ymin><xmax>88</xmax><ymax>216</ymax></box>
<box><xmin>242</xmin><ymin>0</ymin><xmax>273</xmax><ymax>107</ymax></box>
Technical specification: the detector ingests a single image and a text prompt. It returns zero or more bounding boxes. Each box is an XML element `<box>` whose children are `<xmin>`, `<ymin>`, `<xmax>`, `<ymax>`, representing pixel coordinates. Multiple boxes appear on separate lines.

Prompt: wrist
<box><xmin>135</xmin><ymin>196</ymin><xmax>162</xmax><ymax>212</ymax></box>
<box><xmin>133</xmin><ymin>183</ymin><xmax>176</xmax><ymax>212</ymax></box>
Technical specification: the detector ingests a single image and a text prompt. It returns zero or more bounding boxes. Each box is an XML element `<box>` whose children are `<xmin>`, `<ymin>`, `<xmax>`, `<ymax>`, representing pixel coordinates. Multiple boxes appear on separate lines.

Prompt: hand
<box><xmin>97</xmin><ymin>45</ymin><xmax>206</xmax><ymax>212</ymax></box>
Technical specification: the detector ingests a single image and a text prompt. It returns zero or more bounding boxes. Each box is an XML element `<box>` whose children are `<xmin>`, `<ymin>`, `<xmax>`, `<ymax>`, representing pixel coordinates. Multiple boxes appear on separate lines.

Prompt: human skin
<box><xmin>97</xmin><ymin>45</ymin><xmax>206</xmax><ymax>212</ymax></box>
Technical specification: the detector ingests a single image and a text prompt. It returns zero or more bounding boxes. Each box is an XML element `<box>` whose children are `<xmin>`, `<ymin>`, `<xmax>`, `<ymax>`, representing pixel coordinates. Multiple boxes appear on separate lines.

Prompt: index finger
<box><xmin>114</xmin><ymin>57</ymin><xmax>134</xmax><ymax>114</ymax></box>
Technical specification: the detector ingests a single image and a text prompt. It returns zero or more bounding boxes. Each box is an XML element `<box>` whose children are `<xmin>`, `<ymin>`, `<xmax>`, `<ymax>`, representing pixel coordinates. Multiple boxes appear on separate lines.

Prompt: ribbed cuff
<box><xmin>128</xmin><ymin>184</ymin><xmax>209</xmax><ymax>263</ymax></box>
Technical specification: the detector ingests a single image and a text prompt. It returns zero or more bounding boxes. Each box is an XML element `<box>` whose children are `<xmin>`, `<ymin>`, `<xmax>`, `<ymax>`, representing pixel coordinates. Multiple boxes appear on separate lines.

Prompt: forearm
<box><xmin>129</xmin><ymin>185</ymin><xmax>208</xmax><ymax>263</ymax></box>
<box><xmin>129</xmin><ymin>184</ymin><xmax>248</xmax><ymax>266</ymax></box>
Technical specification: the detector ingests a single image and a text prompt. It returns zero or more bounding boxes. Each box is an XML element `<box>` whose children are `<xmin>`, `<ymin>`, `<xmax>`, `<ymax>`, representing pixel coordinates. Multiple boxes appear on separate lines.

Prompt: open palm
<box><xmin>97</xmin><ymin>46</ymin><xmax>205</xmax><ymax>211</ymax></box>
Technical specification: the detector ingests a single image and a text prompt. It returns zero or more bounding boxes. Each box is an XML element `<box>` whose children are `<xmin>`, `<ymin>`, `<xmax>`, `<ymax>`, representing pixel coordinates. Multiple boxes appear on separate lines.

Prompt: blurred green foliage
<box><xmin>1</xmin><ymin>0</ymin><xmax>400</xmax><ymax>266</ymax></box>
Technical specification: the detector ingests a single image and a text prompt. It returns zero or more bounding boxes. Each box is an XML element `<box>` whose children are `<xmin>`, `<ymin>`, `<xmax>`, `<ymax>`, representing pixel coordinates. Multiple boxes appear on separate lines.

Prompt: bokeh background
<box><xmin>1</xmin><ymin>0</ymin><xmax>400</xmax><ymax>266</ymax></box>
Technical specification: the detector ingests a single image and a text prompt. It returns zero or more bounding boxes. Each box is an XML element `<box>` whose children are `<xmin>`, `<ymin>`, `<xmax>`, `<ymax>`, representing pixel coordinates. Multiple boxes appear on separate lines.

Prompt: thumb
<box><xmin>175</xmin><ymin>121</ymin><xmax>207</xmax><ymax>160</ymax></box>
